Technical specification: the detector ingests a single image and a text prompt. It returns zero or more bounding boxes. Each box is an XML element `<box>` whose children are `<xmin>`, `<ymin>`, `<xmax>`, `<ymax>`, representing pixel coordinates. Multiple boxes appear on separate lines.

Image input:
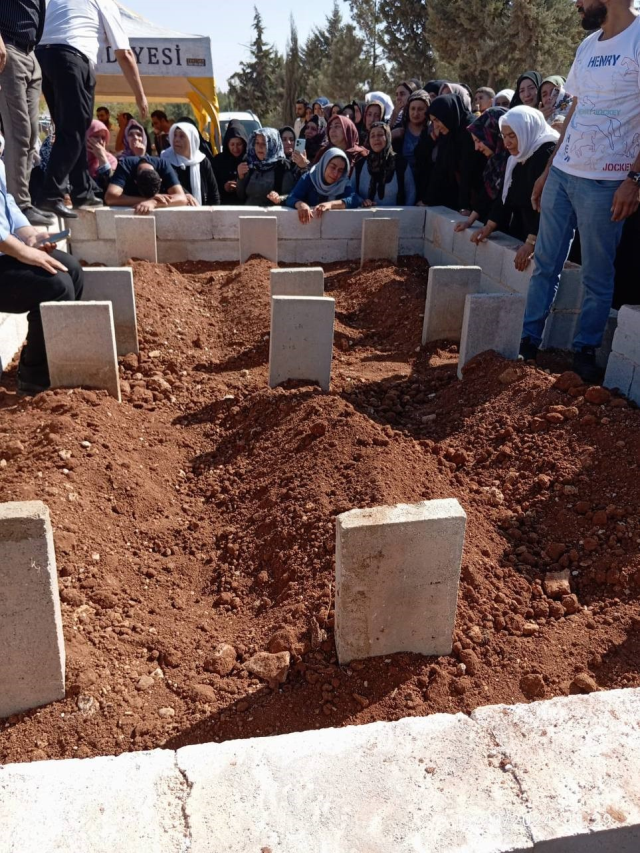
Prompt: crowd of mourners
<box><xmin>0</xmin><ymin>0</ymin><xmax>639</xmax><ymax>394</ymax></box>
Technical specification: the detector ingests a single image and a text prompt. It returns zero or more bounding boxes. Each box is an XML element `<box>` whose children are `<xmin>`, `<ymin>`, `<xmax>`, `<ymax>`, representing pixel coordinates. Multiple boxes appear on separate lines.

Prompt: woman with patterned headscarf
<box><xmin>286</xmin><ymin>148</ymin><xmax>363</xmax><ymax>224</ymax></box>
<box><xmin>236</xmin><ymin>128</ymin><xmax>297</xmax><ymax>206</ymax></box>
<box><xmin>355</xmin><ymin>122</ymin><xmax>416</xmax><ymax>206</ymax></box>
<box><xmin>454</xmin><ymin>107</ymin><xmax>509</xmax><ymax>232</ymax></box>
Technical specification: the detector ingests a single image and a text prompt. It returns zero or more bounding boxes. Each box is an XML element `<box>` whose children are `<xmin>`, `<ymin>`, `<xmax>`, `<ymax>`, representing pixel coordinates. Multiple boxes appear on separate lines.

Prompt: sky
<box><xmin>119</xmin><ymin>0</ymin><xmax>341</xmax><ymax>89</ymax></box>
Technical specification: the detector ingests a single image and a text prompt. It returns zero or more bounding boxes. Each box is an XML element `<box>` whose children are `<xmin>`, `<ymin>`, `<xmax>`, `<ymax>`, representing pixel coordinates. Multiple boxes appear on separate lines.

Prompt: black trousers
<box><xmin>36</xmin><ymin>46</ymin><xmax>95</xmax><ymax>204</ymax></box>
<box><xmin>0</xmin><ymin>249</ymin><xmax>84</xmax><ymax>383</ymax></box>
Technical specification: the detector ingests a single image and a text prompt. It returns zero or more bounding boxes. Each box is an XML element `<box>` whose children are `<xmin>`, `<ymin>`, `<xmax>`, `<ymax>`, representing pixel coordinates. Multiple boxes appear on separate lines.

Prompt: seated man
<box><xmin>0</xmin><ymin>159</ymin><xmax>84</xmax><ymax>395</ymax></box>
<box><xmin>104</xmin><ymin>124</ymin><xmax>187</xmax><ymax>215</ymax></box>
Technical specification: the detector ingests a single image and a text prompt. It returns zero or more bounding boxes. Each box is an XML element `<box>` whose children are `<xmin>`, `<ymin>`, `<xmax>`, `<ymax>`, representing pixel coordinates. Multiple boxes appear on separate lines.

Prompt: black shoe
<box><xmin>16</xmin><ymin>368</ymin><xmax>49</xmax><ymax>396</ymax></box>
<box><xmin>518</xmin><ymin>337</ymin><xmax>539</xmax><ymax>362</ymax></box>
<box><xmin>73</xmin><ymin>194</ymin><xmax>102</xmax><ymax>208</ymax></box>
<box><xmin>572</xmin><ymin>346</ymin><xmax>601</xmax><ymax>384</ymax></box>
<box><xmin>21</xmin><ymin>205</ymin><xmax>55</xmax><ymax>226</ymax></box>
<box><xmin>38</xmin><ymin>199</ymin><xmax>79</xmax><ymax>219</ymax></box>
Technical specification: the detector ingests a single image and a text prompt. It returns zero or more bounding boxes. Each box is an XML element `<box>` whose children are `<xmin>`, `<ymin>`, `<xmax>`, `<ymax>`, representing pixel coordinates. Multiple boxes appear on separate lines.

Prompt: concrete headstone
<box><xmin>114</xmin><ymin>215</ymin><xmax>157</xmax><ymax>264</ymax></box>
<box><xmin>335</xmin><ymin>499</ymin><xmax>467</xmax><ymax>664</ymax></box>
<box><xmin>422</xmin><ymin>266</ymin><xmax>482</xmax><ymax>345</ymax></box>
<box><xmin>41</xmin><ymin>301</ymin><xmax>121</xmax><ymax>400</ymax></box>
<box><xmin>458</xmin><ymin>293</ymin><xmax>526</xmax><ymax>380</ymax></box>
<box><xmin>361</xmin><ymin>218</ymin><xmax>399</xmax><ymax>266</ymax></box>
<box><xmin>0</xmin><ymin>501</ymin><xmax>65</xmax><ymax>718</ymax></box>
<box><xmin>270</xmin><ymin>267</ymin><xmax>324</xmax><ymax>297</ymax></box>
<box><xmin>269</xmin><ymin>295</ymin><xmax>335</xmax><ymax>392</ymax></box>
<box><xmin>82</xmin><ymin>267</ymin><xmax>139</xmax><ymax>356</ymax></box>
<box><xmin>239</xmin><ymin>216</ymin><xmax>278</xmax><ymax>264</ymax></box>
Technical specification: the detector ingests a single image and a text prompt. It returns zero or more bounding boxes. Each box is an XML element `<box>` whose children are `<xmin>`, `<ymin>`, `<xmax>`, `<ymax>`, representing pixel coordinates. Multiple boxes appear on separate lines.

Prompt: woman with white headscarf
<box><xmin>493</xmin><ymin>89</ymin><xmax>515</xmax><ymax>109</ymax></box>
<box><xmin>162</xmin><ymin>122</ymin><xmax>220</xmax><ymax>206</ymax></box>
<box><xmin>471</xmin><ymin>106</ymin><xmax>558</xmax><ymax>271</ymax></box>
<box><xmin>285</xmin><ymin>147</ymin><xmax>363</xmax><ymax>224</ymax></box>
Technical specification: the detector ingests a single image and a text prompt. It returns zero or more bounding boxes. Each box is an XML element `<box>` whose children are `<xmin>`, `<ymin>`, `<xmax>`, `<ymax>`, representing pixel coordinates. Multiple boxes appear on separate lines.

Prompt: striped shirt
<box><xmin>0</xmin><ymin>0</ymin><xmax>45</xmax><ymax>50</ymax></box>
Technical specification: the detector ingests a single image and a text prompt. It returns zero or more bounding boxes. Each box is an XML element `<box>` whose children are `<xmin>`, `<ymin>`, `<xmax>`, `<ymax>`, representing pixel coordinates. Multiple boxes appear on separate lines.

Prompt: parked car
<box><xmin>213</xmin><ymin>111</ymin><xmax>261</xmax><ymax>151</ymax></box>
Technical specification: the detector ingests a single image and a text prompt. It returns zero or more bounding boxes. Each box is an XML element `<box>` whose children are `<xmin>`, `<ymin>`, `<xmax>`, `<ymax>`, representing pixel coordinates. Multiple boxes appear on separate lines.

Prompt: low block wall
<box><xmin>1</xmin><ymin>688</ymin><xmax>638</xmax><ymax>852</ymax></box>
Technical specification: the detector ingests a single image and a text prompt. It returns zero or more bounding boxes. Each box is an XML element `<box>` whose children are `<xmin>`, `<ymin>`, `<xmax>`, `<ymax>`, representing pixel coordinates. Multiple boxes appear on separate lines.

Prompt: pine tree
<box><xmin>344</xmin><ymin>0</ymin><xmax>384</xmax><ymax>89</ymax></box>
<box><xmin>501</xmin><ymin>0</ymin><xmax>582</xmax><ymax>82</ymax></box>
<box><xmin>283</xmin><ymin>16</ymin><xmax>304</xmax><ymax>125</ymax></box>
<box><xmin>227</xmin><ymin>8</ymin><xmax>283</xmax><ymax>122</ymax></box>
<box><xmin>378</xmin><ymin>0</ymin><xmax>437</xmax><ymax>84</ymax></box>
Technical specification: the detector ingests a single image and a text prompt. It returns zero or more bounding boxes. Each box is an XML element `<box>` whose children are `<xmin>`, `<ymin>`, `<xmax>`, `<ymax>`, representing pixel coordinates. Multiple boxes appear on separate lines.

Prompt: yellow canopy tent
<box><xmin>94</xmin><ymin>3</ymin><xmax>220</xmax><ymax>148</ymax></box>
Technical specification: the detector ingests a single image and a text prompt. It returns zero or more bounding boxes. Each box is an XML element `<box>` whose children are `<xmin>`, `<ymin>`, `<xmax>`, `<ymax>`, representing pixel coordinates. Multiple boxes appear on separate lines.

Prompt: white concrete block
<box><xmin>154</xmin><ymin>208</ymin><xmax>214</xmax><ymax>241</ymax></box>
<box><xmin>451</xmin><ymin>226</ymin><xmax>480</xmax><ymax>266</ymax></box>
<box><xmin>361</xmin><ymin>218</ymin><xmax>399</xmax><ymax>266</ymax></box>
<box><xmin>0</xmin><ymin>312</ymin><xmax>28</xmax><ymax>373</ymax></box>
<box><xmin>277</xmin><ymin>241</ymin><xmax>297</xmax><ymax>264</ymax></box>
<box><xmin>475</xmin><ymin>232</ymin><xmax>521</xmax><ymax>281</ymax></box>
<box><xmin>41</xmin><ymin>301</ymin><xmax>121</xmax><ymax>400</ymax></box>
<box><xmin>0</xmin><ymin>501</ymin><xmax>65</xmax><ymax>718</ymax></box>
<box><xmin>399</xmin><ymin>238</ymin><xmax>424</xmax><ymax>256</ymax></box>
<box><xmin>430</xmin><ymin>208</ymin><xmax>468</xmax><ymax>254</ymax></box>
<box><xmin>347</xmin><ymin>239</ymin><xmax>362</xmax><ymax>261</ymax></box>
<box><xmin>82</xmin><ymin>268</ymin><xmax>139</xmax><ymax>356</ymax></box>
<box><xmin>553</xmin><ymin>266</ymin><xmax>584</xmax><ymax>312</ymax></box>
<box><xmin>500</xmin><ymin>244</ymin><xmax>534</xmax><ymax>295</ymax></box>
<box><xmin>70</xmin><ymin>240</ymin><xmax>118</xmax><ymax>266</ymax></box>
<box><xmin>422</xmin><ymin>265</ymin><xmax>482</xmax><ymax>345</ymax></box>
<box><xmin>178</xmin><ymin>713</ymin><xmax>530</xmax><ymax>853</ymax></box>
<box><xmin>376</xmin><ymin>206</ymin><xmax>426</xmax><ymax>238</ymax></box>
<box><xmin>95</xmin><ymin>207</ymin><xmax>129</xmax><ymax>241</ymax></box>
<box><xmin>68</xmin><ymin>208</ymin><xmax>98</xmax><ymax>242</ymax></box>
<box><xmin>439</xmin><ymin>249</ymin><xmax>459</xmax><ymax>268</ymax></box>
<box><xmin>156</xmin><ymin>241</ymin><xmax>190</xmax><ymax>263</ymax></box>
<box><xmin>604</xmin><ymin>351</ymin><xmax>636</xmax><ymax>396</ymax></box>
<box><xmin>115</xmin><ymin>215</ymin><xmax>157</xmax><ymax>264</ymax></box>
<box><xmin>458</xmin><ymin>293</ymin><xmax>526</xmax><ymax>379</ymax></box>
<box><xmin>239</xmin><ymin>216</ymin><xmax>278</xmax><ymax>264</ymax></box>
<box><xmin>210</xmin><ymin>206</ymin><xmax>246</xmax><ymax>238</ymax></box>
<box><xmin>0</xmin><ymin>750</ymin><xmax>187</xmax><ymax>852</ymax></box>
<box><xmin>335</xmin><ymin>499</ymin><xmax>466</xmax><ymax>664</ymax></box>
<box><xmin>473</xmin><ymin>689</ymin><xmax>640</xmax><ymax>852</ymax></box>
<box><xmin>187</xmin><ymin>240</ymin><xmax>240</xmax><ymax>263</ymax></box>
<box><xmin>270</xmin><ymin>206</ymin><xmax>322</xmax><ymax>240</ymax></box>
<box><xmin>479</xmin><ymin>274</ymin><xmax>511</xmax><ymax>295</ymax></box>
<box><xmin>541</xmin><ymin>310</ymin><xmax>579</xmax><ymax>351</ymax></box>
<box><xmin>271</xmin><ymin>268</ymin><xmax>324</xmax><ymax>297</ymax></box>
<box><xmin>613</xmin><ymin>326</ymin><xmax>640</xmax><ymax>365</ymax></box>
<box><xmin>423</xmin><ymin>239</ymin><xmax>443</xmax><ymax>267</ymax></box>
<box><xmin>296</xmin><ymin>239</ymin><xmax>348</xmax><ymax>264</ymax></box>
<box><xmin>597</xmin><ymin>309</ymin><xmax>618</xmax><ymax>369</ymax></box>
<box><xmin>321</xmin><ymin>209</ymin><xmax>375</xmax><ymax>240</ymax></box>
<box><xmin>269</xmin><ymin>295</ymin><xmax>335</xmax><ymax>392</ymax></box>
<box><xmin>616</xmin><ymin>304</ymin><xmax>640</xmax><ymax>336</ymax></box>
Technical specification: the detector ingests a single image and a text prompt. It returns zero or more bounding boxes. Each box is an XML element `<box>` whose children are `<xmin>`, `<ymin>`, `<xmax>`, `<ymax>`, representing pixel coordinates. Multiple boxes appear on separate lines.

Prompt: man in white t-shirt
<box><xmin>35</xmin><ymin>0</ymin><xmax>148</xmax><ymax>218</ymax></box>
<box><xmin>520</xmin><ymin>0</ymin><xmax>640</xmax><ymax>383</ymax></box>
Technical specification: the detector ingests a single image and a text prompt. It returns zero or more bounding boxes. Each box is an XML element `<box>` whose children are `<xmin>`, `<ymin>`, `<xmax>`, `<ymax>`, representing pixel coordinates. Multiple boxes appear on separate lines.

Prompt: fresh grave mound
<box><xmin>0</xmin><ymin>257</ymin><xmax>638</xmax><ymax>765</ymax></box>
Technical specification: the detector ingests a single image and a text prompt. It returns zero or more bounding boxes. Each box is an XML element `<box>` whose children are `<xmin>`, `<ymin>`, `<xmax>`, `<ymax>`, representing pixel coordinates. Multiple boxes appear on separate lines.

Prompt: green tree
<box><xmin>378</xmin><ymin>0</ymin><xmax>437</xmax><ymax>84</ymax></box>
<box><xmin>428</xmin><ymin>0</ymin><xmax>510</xmax><ymax>90</ymax></box>
<box><xmin>227</xmin><ymin>8</ymin><xmax>283</xmax><ymax>122</ymax></box>
<box><xmin>500</xmin><ymin>0</ymin><xmax>582</xmax><ymax>83</ymax></box>
<box><xmin>283</xmin><ymin>16</ymin><xmax>304</xmax><ymax>125</ymax></box>
<box><xmin>344</xmin><ymin>0</ymin><xmax>384</xmax><ymax>89</ymax></box>
<box><xmin>302</xmin><ymin>2</ymin><xmax>370</xmax><ymax>102</ymax></box>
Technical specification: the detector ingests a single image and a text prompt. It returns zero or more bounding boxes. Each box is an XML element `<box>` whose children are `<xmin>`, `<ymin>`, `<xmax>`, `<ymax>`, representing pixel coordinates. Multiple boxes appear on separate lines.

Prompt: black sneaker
<box><xmin>21</xmin><ymin>205</ymin><xmax>55</xmax><ymax>226</ymax></box>
<box><xmin>573</xmin><ymin>346</ymin><xmax>601</xmax><ymax>384</ymax></box>
<box><xmin>518</xmin><ymin>337</ymin><xmax>539</xmax><ymax>362</ymax></box>
<box><xmin>73</xmin><ymin>194</ymin><xmax>102</xmax><ymax>208</ymax></box>
<box><xmin>17</xmin><ymin>360</ymin><xmax>50</xmax><ymax>396</ymax></box>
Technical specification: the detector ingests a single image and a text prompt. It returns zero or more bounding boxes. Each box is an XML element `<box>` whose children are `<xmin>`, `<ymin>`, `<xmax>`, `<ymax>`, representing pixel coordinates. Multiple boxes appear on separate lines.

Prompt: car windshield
<box><xmin>219</xmin><ymin>119</ymin><xmax>261</xmax><ymax>140</ymax></box>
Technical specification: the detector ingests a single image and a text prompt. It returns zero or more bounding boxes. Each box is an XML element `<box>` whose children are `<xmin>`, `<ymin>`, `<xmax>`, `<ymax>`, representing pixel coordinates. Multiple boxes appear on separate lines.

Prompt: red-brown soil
<box><xmin>0</xmin><ymin>256</ymin><xmax>638</xmax><ymax>765</ymax></box>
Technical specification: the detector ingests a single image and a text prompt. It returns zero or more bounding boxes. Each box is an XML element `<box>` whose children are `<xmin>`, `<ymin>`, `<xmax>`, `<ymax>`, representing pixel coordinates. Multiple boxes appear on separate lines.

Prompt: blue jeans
<box><xmin>522</xmin><ymin>166</ymin><xmax>625</xmax><ymax>349</ymax></box>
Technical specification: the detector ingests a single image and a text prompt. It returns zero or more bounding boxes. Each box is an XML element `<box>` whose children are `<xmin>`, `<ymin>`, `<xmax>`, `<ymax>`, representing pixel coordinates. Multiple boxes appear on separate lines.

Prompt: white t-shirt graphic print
<box><xmin>555</xmin><ymin>15</ymin><xmax>640</xmax><ymax>179</ymax></box>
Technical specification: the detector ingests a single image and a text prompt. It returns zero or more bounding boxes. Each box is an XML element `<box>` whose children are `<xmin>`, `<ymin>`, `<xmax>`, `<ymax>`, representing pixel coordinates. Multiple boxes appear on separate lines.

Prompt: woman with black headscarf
<box><xmin>389</xmin><ymin>80</ymin><xmax>418</xmax><ymax>130</ymax></box>
<box><xmin>454</xmin><ymin>107</ymin><xmax>508</xmax><ymax>233</ymax></box>
<box><xmin>510</xmin><ymin>71</ymin><xmax>543</xmax><ymax>108</ymax></box>
<box><xmin>354</xmin><ymin>122</ymin><xmax>416</xmax><ymax>206</ymax></box>
<box><xmin>423</xmin><ymin>93</ymin><xmax>485</xmax><ymax>211</ymax></box>
<box><xmin>213</xmin><ymin>120</ymin><xmax>248</xmax><ymax>204</ymax></box>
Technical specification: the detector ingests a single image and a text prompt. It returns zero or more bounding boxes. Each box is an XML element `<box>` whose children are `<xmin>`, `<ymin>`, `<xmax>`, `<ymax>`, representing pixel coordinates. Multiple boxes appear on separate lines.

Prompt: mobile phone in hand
<box><xmin>295</xmin><ymin>138</ymin><xmax>307</xmax><ymax>153</ymax></box>
<box><xmin>36</xmin><ymin>229</ymin><xmax>70</xmax><ymax>245</ymax></box>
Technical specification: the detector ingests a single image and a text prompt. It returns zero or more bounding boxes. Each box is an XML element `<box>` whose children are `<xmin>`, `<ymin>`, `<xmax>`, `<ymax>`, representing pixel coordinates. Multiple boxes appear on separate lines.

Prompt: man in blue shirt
<box><xmin>0</xmin><ymin>159</ymin><xmax>83</xmax><ymax>394</ymax></box>
<box><xmin>104</xmin><ymin>124</ymin><xmax>187</xmax><ymax>214</ymax></box>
